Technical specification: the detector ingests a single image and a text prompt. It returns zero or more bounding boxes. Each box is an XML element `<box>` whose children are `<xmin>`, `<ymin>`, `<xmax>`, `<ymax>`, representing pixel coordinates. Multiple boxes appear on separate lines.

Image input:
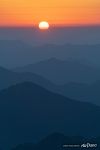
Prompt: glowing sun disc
<box><xmin>39</xmin><ymin>21</ymin><xmax>49</xmax><ymax>30</ymax></box>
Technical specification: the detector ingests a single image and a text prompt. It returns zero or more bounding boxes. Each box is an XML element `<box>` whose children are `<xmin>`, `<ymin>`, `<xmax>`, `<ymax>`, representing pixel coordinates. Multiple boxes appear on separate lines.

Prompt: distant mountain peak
<box><xmin>46</xmin><ymin>57</ymin><xmax>63</xmax><ymax>63</ymax></box>
<box><xmin>35</xmin><ymin>57</ymin><xmax>65</xmax><ymax>65</ymax></box>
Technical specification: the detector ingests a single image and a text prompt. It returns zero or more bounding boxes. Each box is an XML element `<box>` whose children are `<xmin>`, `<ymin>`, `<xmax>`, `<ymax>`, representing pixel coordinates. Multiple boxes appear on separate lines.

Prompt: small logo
<box><xmin>81</xmin><ymin>143</ymin><xmax>97</xmax><ymax>148</ymax></box>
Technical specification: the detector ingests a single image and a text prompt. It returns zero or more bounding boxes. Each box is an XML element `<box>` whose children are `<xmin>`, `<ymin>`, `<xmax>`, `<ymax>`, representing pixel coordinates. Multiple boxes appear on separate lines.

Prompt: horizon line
<box><xmin>0</xmin><ymin>23</ymin><xmax>100</xmax><ymax>28</ymax></box>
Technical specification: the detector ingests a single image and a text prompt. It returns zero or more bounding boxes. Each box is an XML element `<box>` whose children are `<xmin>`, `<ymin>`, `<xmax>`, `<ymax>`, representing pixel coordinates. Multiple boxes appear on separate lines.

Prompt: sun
<box><xmin>39</xmin><ymin>21</ymin><xmax>49</xmax><ymax>30</ymax></box>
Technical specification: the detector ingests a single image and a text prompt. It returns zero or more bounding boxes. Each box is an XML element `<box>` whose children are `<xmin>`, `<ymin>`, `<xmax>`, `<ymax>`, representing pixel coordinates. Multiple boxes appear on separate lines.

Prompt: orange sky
<box><xmin>0</xmin><ymin>0</ymin><xmax>100</xmax><ymax>26</ymax></box>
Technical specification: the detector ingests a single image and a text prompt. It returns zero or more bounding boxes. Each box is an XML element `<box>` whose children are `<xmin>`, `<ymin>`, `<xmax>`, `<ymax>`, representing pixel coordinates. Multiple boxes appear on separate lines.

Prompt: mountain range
<box><xmin>1</xmin><ymin>66</ymin><xmax>100</xmax><ymax>105</ymax></box>
<box><xmin>0</xmin><ymin>66</ymin><xmax>54</xmax><ymax>91</ymax></box>
<box><xmin>0</xmin><ymin>82</ymin><xmax>100</xmax><ymax>148</ymax></box>
<box><xmin>12</xmin><ymin>133</ymin><xmax>100</xmax><ymax>150</ymax></box>
<box><xmin>1</xmin><ymin>28</ymin><xmax>100</xmax><ymax>150</ymax></box>
<box><xmin>1</xmin><ymin>40</ymin><xmax>100</xmax><ymax>68</ymax></box>
<box><xmin>14</xmin><ymin>58</ymin><xmax>100</xmax><ymax>84</ymax></box>
<box><xmin>56</xmin><ymin>82</ymin><xmax>100</xmax><ymax>105</ymax></box>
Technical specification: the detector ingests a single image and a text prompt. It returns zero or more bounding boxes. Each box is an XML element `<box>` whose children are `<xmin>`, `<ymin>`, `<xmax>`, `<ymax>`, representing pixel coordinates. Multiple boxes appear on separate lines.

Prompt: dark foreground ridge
<box><xmin>0</xmin><ymin>82</ymin><xmax>100</xmax><ymax>148</ymax></box>
<box><xmin>12</xmin><ymin>133</ymin><xmax>100</xmax><ymax>150</ymax></box>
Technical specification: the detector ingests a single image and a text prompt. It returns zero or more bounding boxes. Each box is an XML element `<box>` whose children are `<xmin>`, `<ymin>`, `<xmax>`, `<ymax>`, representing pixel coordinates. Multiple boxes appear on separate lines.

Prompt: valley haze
<box><xmin>0</xmin><ymin>26</ymin><xmax>100</xmax><ymax>46</ymax></box>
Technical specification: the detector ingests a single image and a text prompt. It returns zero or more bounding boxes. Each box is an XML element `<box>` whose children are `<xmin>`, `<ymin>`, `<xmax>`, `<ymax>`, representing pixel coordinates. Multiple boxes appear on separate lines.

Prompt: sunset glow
<box><xmin>0</xmin><ymin>0</ymin><xmax>100</xmax><ymax>26</ymax></box>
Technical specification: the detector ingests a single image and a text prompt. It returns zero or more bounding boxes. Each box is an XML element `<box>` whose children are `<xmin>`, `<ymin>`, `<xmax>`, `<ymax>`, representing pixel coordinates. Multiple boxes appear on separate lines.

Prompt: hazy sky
<box><xmin>0</xmin><ymin>0</ymin><xmax>100</xmax><ymax>26</ymax></box>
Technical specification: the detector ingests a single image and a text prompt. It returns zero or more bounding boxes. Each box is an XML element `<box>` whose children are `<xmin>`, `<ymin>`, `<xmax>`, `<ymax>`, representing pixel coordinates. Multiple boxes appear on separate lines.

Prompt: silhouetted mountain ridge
<box><xmin>57</xmin><ymin>81</ymin><xmax>100</xmax><ymax>105</ymax></box>
<box><xmin>14</xmin><ymin>58</ymin><xmax>100</xmax><ymax>84</ymax></box>
<box><xmin>0</xmin><ymin>82</ymin><xmax>100</xmax><ymax>148</ymax></box>
<box><xmin>1</xmin><ymin>66</ymin><xmax>100</xmax><ymax>105</ymax></box>
<box><xmin>0</xmin><ymin>66</ymin><xmax>54</xmax><ymax>90</ymax></box>
<box><xmin>12</xmin><ymin>133</ymin><xmax>100</xmax><ymax>150</ymax></box>
<box><xmin>1</xmin><ymin>40</ymin><xmax>100</xmax><ymax>68</ymax></box>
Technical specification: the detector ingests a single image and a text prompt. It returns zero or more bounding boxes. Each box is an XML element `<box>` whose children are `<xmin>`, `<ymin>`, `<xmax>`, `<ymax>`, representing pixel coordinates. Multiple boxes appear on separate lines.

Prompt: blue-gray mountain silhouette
<box><xmin>1</xmin><ymin>66</ymin><xmax>100</xmax><ymax>105</ymax></box>
<box><xmin>14</xmin><ymin>58</ymin><xmax>100</xmax><ymax>84</ymax></box>
<box><xmin>1</xmin><ymin>40</ymin><xmax>100</xmax><ymax>68</ymax></box>
<box><xmin>0</xmin><ymin>82</ymin><xmax>100</xmax><ymax>148</ymax></box>
<box><xmin>0</xmin><ymin>66</ymin><xmax>54</xmax><ymax>90</ymax></box>
<box><xmin>56</xmin><ymin>81</ymin><xmax>100</xmax><ymax>106</ymax></box>
<box><xmin>12</xmin><ymin>133</ymin><xmax>100</xmax><ymax>150</ymax></box>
